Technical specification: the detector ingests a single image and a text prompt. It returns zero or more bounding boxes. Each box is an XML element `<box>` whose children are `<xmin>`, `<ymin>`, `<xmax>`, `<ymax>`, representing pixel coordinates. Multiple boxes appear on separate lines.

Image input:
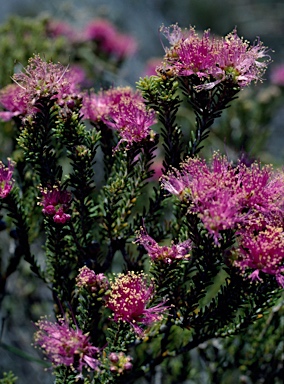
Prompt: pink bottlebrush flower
<box><xmin>12</xmin><ymin>55</ymin><xmax>81</xmax><ymax>113</ymax></box>
<box><xmin>237</xmin><ymin>162</ymin><xmax>284</xmax><ymax>218</ymax></box>
<box><xmin>108</xmin><ymin>352</ymin><xmax>133</xmax><ymax>374</ymax></box>
<box><xmin>106</xmin><ymin>271</ymin><xmax>167</xmax><ymax>336</ymax></box>
<box><xmin>39</xmin><ymin>186</ymin><xmax>71</xmax><ymax>224</ymax></box>
<box><xmin>235</xmin><ymin>226</ymin><xmax>284</xmax><ymax>287</ymax></box>
<box><xmin>82</xmin><ymin>87</ymin><xmax>156</xmax><ymax>149</ymax></box>
<box><xmin>34</xmin><ymin>317</ymin><xmax>100</xmax><ymax>371</ymax></box>
<box><xmin>0</xmin><ymin>83</ymin><xmax>30</xmax><ymax>121</ymax></box>
<box><xmin>160</xmin><ymin>24</ymin><xmax>270</xmax><ymax>90</ymax></box>
<box><xmin>162</xmin><ymin>152</ymin><xmax>284</xmax><ymax>244</ymax></box>
<box><xmin>83</xmin><ymin>19</ymin><xmax>137</xmax><ymax>59</ymax></box>
<box><xmin>76</xmin><ymin>266</ymin><xmax>109</xmax><ymax>293</ymax></box>
<box><xmin>0</xmin><ymin>159</ymin><xmax>15</xmax><ymax>198</ymax></box>
<box><xmin>270</xmin><ymin>64</ymin><xmax>284</xmax><ymax>86</ymax></box>
<box><xmin>161</xmin><ymin>153</ymin><xmax>242</xmax><ymax>242</ymax></box>
<box><xmin>207</xmin><ymin>29</ymin><xmax>270</xmax><ymax>90</ymax></box>
<box><xmin>136</xmin><ymin>226</ymin><xmax>191</xmax><ymax>264</ymax></box>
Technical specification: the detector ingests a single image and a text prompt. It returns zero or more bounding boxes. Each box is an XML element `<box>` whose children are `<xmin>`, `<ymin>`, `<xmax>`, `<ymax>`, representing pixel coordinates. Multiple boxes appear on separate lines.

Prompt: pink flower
<box><xmin>82</xmin><ymin>87</ymin><xmax>156</xmax><ymax>149</ymax></box>
<box><xmin>45</xmin><ymin>19</ymin><xmax>78</xmax><ymax>42</ymax></box>
<box><xmin>136</xmin><ymin>226</ymin><xmax>191</xmax><ymax>264</ymax></box>
<box><xmin>159</xmin><ymin>24</ymin><xmax>270</xmax><ymax>90</ymax></box>
<box><xmin>12</xmin><ymin>55</ymin><xmax>82</xmax><ymax>114</ymax></box>
<box><xmin>83</xmin><ymin>19</ymin><xmax>137</xmax><ymax>59</ymax></box>
<box><xmin>106</xmin><ymin>271</ymin><xmax>167</xmax><ymax>336</ymax></box>
<box><xmin>235</xmin><ymin>226</ymin><xmax>284</xmax><ymax>287</ymax></box>
<box><xmin>0</xmin><ymin>84</ymin><xmax>30</xmax><ymax>121</ymax></box>
<box><xmin>270</xmin><ymin>64</ymin><xmax>284</xmax><ymax>86</ymax></box>
<box><xmin>76</xmin><ymin>266</ymin><xmax>109</xmax><ymax>293</ymax></box>
<box><xmin>34</xmin><ymin>318</ymin><xmax>100</xmax><ymax>371</ymax></box>
<box><xmin>39</xmin><ymin>186</ymin><xmax>71</xmax><ymax>224</ymax></box>
<box><xmin>0</xmin><ymin>159</ymin><xmax>14</xmax><ymax>198</ymax></box>
<box><xmin>161</xmin><ymin>152</ymin><xmax>284</xmax><ymax>244</ymax></box>
<box><xmin>237</xmin><ymin>162</ymin><xmax>284</xmax><ymax>218</ymax></box>
<box><xmin>161</xmin><ymin>153</ymin><xmax>241</xmax><ymax>242</ymax></box>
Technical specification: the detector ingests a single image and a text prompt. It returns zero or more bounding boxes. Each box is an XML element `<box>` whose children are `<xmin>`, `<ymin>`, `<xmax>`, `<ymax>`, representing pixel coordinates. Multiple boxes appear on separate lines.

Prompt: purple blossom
<box><xmin>76</xmin><ymin>266</ymin><xmax>109</xmax><ymax>293</ymax></box>
<box><xmin>0</xmin><ymin>84</ymin><xmax>30</xmax><ymax>121</ymax></box>
<box><xmin>12</xmin><ymin>55</ymin><xmax>82</xmax><ymax>115</ymax></box>
<box><xmin>106</xmin><ymin>271</ymin><xmax>167</xmax><ymax>336</ymax></box>
<box><xmin>270</xmin><ymin>64</ymin><xmax>284</xmax><ymax>86</ymax></box>
<box><xmin>82</xmin><ymin>87</ymin><xmax>156</xmax><ymax>149</ymax></box>
<box><xmin>159</xmin><ymin>24</ymin><xmax>270</xmax><ymax>90</ymax></box>
<box><xmin>235</xmin><ymin>226</ymin><xmax>284</xmax><ymax>287</ymax></box>
<box><xmin>34</xmin><ymin>318</ymin><xmax>100</xmax><ymax>371</ymax></box>
<box><xmin>0</xmin><ymin>159</ymin><xmax>15</xmax><ymax>199</ymax></box>
<box><xmin>161</xmin><ymin>152</ymin><xmax>284</xmax><ymax>244</ymax></box>
<box><xmin>83</xmin><ymin>19</ymin><xmax>137</xmax><ymax>59</ymax></box>
<box><xmin>136</xmin><ymin>226</ymin><xmax>192</xmax><ymax>264</ymax></box>
<box><xmin>39</xmin><ymin>186</ymin><xmax>71</xmax><ymax>224</ymax></box>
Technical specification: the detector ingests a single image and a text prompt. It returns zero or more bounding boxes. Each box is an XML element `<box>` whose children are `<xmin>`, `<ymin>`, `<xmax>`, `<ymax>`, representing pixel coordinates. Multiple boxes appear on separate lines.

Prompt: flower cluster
<box><xmin>136</xmin><ymin>226</ymin><xmax>192</xmax><ymax>264</ymax></box>
<box><xmin>235</xmin><ymin>226</ymin><xmax>284</xmax><ymax>287</ymax></box>
<box><xmin>161</xmin><ymin>153</ymin><xmax>284</xmax><ymax>285</ymax></box>
<box><xmin>82</xmin><ymin>86</ymin><xmax>156</xmax><ymax>149</ymax></box>
<box><xmin>106</xmin><ymin>271</ymin><xmax>167</xmax><ymax>336</ymax></box>
<box><xmin>0</xmin><ymin>84</ymin><xmax>30</xmax><ymax>121</ymax></box>
<box><xmin>159</xmin><ymin>24</ymin><xmax>270</xmax><ymax>89</ymax></box>
<box><xmin>39</xmin><ymin>186</ymin><xmax>71</xmax><ymax>224</ymax></box>
<box><xmin>76</xmin><ymin>266</ymin><xmax>109</xmax><ymax>294</ymax></box>
<box><xmin>34</xmin><ymin>318</ymin><xmax>100</xmax><ymax>372</ymax></box>
<box><xmin>83</xmin><ymin>18</ymin><xmax>137</xmax><ymax>60</ymax></box>
<box><xmin>0</xmin><ymin>159</ymin><xmax>14</xmax><ymax>199</ymax></box>
<box><xmin>0</xmin><ymin>56</ymin><xmax>85</xmax><ymax>121</ymax></box>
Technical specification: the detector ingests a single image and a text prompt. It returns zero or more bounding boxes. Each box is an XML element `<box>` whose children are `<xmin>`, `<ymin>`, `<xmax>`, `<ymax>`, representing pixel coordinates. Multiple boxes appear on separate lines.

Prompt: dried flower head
<box><xmin>0</xmin><ymin>159</ymin><xmax>15</xmax><ymax>199</ymax></box>
<box><xmin>106</xmin><ymin>271</ymin><xmax>167</xmax><ymax>336</ymax></box>
<box><xmin>34</xmin><ymin>318</ymin><xmax>100</xmax><ymax>372</ymax></box>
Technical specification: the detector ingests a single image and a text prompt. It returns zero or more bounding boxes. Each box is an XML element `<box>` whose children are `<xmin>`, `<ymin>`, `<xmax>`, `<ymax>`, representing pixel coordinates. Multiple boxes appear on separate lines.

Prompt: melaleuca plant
<box><xmin>0</xmin><ymin>23</ymin><xmax>283</xmax><ymax>384</ymax></box>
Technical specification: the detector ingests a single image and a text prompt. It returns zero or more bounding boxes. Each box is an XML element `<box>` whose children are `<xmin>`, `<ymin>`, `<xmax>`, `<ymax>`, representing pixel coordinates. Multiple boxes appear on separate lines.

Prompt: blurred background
<box><xmin>0</xmin><ymin>0</ymin><xmax>284</xmax><ymax>85</ymax></box>
<box><xmin>0</xmin><ymin>1</ymin><xmax>283</xmax><ymax>383</ymax></box>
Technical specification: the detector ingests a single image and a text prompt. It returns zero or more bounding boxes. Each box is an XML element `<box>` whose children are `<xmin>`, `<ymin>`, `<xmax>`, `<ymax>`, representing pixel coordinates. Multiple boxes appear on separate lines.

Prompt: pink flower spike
<box><xmin>106</xmin><ymin>271</ymin><xmax>167</xmax><ymax>336</ymax></box>
<box><xmin>0</xmin><ymin>159</ymin><xmax>15</xmax><ymax>199</ymax></box>
<box><xmin>34</xmin><ymin>317</ymin><xmax>100</xmax><ymax>372</ymax></box>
